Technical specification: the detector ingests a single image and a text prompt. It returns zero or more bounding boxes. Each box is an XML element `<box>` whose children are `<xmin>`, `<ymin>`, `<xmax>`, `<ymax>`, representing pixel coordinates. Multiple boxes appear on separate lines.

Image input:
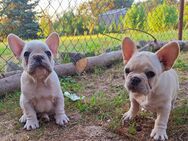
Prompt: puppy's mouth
<box><xmin>127</xmin><ymin>83</ymin><xmax>149</xmax><ymax>95</ymax></box>
<box><xmin>127</xmin><ymin>85</ymin><xmax>139</xmax><ymax>93</ymax></box>
<box><xmin>28</xmin><ymin>62</ymin><xmax>52</xmax><ymax>75</ymax></box>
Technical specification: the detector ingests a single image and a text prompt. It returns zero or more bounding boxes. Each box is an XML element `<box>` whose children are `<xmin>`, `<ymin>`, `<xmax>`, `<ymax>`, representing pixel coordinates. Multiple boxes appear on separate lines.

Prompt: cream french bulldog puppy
<box><xmin>121</xmin><ymin>37</ymin><xmax>179</xmax><ymax>140</ymax></box>
<box><xmin>7</xmin><ymin>32</ymin><xmax>69</xmax><ymax>130</ymax></box>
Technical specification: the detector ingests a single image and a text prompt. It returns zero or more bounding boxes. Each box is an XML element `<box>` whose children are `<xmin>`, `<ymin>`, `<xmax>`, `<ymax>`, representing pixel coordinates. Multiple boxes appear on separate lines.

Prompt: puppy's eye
<box><xmin>45</xmin><ymin>51</ymin><xmax>51</xmax><ymax>57</ymax></box>
<box><xmin>125</xmin><ymin>68</ymin><xmax>130</xmax><ymax>74</ymax></box>
<box><xmin>145</xmin><ymin>71</ymin><xmax>155</xmax><ymax>78</ymax></box>
<box><xmin>24</xmin><ymin>51</ymin><xmax>30</xmax><ymax>57</ymax></box>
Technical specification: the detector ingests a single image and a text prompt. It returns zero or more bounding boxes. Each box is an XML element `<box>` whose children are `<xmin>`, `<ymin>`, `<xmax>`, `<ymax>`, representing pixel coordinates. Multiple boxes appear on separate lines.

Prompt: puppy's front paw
<box><xmin>122</xmin><ymin>111</ymin><xmax>135</xmax><ymax>123</ymax></box>
<box><xmin>150</xmin><ymin>128</ymin><xmax>168</xmax><ymax>141</ymax></box>
<box><xmin>24</xmin><ymin>119</ymin><xmax>39</xmax><ymax>130</ymax></box>
<box><xmin>19</xmin><ymin>114</ymin><xmax>27</xmax><ymax>123</ymax></box>
<box><xmin>55</xmin><ymin>114</ymin><xmax>69</xmax><ymax>126</ymax></box>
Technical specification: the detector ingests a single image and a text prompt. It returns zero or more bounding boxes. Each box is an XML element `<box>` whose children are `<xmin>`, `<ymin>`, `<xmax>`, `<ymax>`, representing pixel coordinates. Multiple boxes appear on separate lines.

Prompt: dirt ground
<box><xmin>0</xmin><ymin>52</ymin><xmax>188</xmax><ymax>141</ymax></box>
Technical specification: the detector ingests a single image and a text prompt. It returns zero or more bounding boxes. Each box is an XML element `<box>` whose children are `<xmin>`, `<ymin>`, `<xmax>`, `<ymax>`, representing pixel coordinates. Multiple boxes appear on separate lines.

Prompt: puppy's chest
<box><xmin>31</xmin><ymin>95</ymin><xmax>57</xmax><ymax>113</ymax></box>
<box><xmin>27</xmin><ymin>86</ymin><xmax>58</xmax><ymax>113</ymax></box>
<box><xmin>134</xmin><ymin>95</ymin><xmax>158</xmax><ymax>111</ymax></box>
<box><xmin>31</xmin><ymin>95</ymin><xmax>57</xmax><ymax>104</ymax></box>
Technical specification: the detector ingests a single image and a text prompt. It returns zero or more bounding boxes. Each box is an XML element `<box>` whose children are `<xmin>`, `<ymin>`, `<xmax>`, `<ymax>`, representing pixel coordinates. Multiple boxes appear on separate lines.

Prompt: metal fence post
<box><xmin>178</xmin><ymin>0</ymin><xmax>185</xmax><ymax>40</ymax></box>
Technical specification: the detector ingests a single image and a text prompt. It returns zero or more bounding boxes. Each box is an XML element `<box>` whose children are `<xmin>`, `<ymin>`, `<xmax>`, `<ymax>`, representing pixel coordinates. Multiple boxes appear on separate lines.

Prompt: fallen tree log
<box><xmin>138</xmin><ymin>40</ymin><xmax>188</xmax><ymax>51</ymax></box>
<box><xmin>84</xmin><ymin>50</ymin><xmax>122</xmax><ymax>71</ymax></box>
<box><xmin>0</xmin><ymin>50</ymin><xmax>122</xmax><ymax>96</ymax></box>
<box><xmin>0</xmin><ymin>73</ymin><xmax>22</xmax><ymax>96</ymax></box>
<box><xmin>104</xmin><ymin>40</ymin><xmax>188</xmax><ymax>53</ymax></box>
<box><xmin>0</xmin><ymin>70</ymin><xmax>22</xmax><ymax>79</ymax></box>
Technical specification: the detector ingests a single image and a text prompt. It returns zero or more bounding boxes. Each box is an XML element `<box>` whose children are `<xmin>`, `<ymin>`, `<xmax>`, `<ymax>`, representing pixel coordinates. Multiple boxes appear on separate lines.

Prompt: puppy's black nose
<box><xmin>33</xmin><ymin>55</ymin><xmax>44</xmax><ymax>63</ymax></box>
<box><xmin>131</xmin><ymin>77</ymin><xmax>141</xmax><ymax>86</ymax></box>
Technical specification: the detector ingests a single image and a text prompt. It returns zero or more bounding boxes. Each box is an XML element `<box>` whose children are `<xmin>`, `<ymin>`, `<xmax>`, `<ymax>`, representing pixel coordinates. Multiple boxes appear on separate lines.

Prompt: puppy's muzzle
<box><xmin>131</xmin><ymin>76</ymin><xmax>141</xmax><ymax>86</ymax></box>
<box><xmin>127</xmin><ymin>76</ymin><xmax>142</xmax><ymax>92</ymax></box>
<box><xmin>33</xmin><ymin>55</ymin><xmax>44</xmax><ymax>64</ymax></box>
<box><xmin>28</xmin><ymin>55</ymin><xmax>52</xmax><ymax>74</ymax></box>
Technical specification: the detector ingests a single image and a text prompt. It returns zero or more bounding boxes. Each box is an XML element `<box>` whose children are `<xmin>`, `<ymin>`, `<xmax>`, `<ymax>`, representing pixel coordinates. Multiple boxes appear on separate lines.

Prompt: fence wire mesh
<box><xmin>0</xmin><ymin>0</ymin><xmax>187</xmax><ymax>73</ymax></box>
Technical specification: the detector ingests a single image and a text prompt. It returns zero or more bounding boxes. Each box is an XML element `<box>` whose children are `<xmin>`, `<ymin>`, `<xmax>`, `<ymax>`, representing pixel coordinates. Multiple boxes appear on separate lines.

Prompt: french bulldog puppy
<box><xmin>121</xmin><ymin>37</ymin><xmax>179</xmax><ymax>140</ymax></box>
<box><xmin>7</xmin><ymin>32</ymin><xmax>69</xmax><ymax>130</ymax></box>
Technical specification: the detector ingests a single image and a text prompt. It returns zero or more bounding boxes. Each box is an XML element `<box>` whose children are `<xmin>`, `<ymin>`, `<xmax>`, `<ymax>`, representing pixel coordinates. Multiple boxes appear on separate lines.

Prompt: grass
<box><xmin>172</xmin><ymin>104</ymin><xmax>188</xmax><ymax>125</ymax></box>
<box><xmin>75</xmin><ymin>91</ymin><xmax>128</xmax><ymax>117</ymax></box>
<box><xmin>60</xmin><ymin>76</ymin><xmax>83</xmax><ymax>93</ymax></box>
<box><xmin>174</xmin><ymin>52</ymin><xmax>188</xmax><ymax>71</ymax></box>
<box><xmin>0</xmin><ymin>92</ymin><xmax>20</xmax><ymax>114</ymax></box>
<box><xmin>1</xmin><ymin>92</ymin><xmax>186</xmax><ymax>139</ymax></box>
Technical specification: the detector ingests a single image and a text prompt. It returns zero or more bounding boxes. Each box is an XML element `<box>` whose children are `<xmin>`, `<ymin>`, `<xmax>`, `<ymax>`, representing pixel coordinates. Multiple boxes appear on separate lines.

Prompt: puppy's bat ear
<box><xmin>121</xmin><ymin>37</ymin><xmax>137</xmax><ymax>64</ymax></box>
<box><xmin>46</xmin><ymin>32</ymin><xmax>59</xmax><ymax>56</ymax></box>
<box><xmin>7</xmin><ymin>34</ymin><xmax>25</xmax><ymax>58</ymax></box>
<box><xmin>156</xmin><ymin>41</ymin><xmax>180</xmax><ymax>71</ymax></box>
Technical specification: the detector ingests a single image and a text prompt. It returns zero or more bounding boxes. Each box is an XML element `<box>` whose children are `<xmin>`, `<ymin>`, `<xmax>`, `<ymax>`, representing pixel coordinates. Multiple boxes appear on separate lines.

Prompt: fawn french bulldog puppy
<box><xmin>7</xmin><ymin>32</ymin><xmax>69</xmax><ymax>130</ymax></box>
<box><xmin>121</xmin><ymin>37</ymin><xmax>179</xmax><ymax>140</ymax></box>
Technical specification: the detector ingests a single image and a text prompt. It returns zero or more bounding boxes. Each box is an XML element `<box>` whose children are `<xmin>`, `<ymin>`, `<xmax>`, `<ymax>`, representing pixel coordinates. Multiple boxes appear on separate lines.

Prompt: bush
<box><xmin>38</xmin><ymin>14</ymin><xmax>52</xmax><ymax>37</ymax></box>
<box><xmin>183</xmin><ymin>5</ymin><xmax>188</xmax><ymax>29</ymax></box>
<box><xmin>147</xmin><ymin>4</ymin><xmax>178</xmax><ymax>32</ymax></box>
<box><xmin>123</xmin><ymin>4</ymin><xmax>146</xmax><ymax>30</ymax></box>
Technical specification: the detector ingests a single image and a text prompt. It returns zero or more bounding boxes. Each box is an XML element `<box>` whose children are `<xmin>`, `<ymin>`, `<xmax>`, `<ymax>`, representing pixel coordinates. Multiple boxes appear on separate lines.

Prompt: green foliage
<box><xmin>128</xmin><ymin>122</ymin><xmax>137</xmax><ymax>135</ymax></box>
<box><xmin>174</xmin><ymin>58</ymin><xmax>188</xmax><ymax>70</ymax></box>
<box><xmin>147</xmin><ymin>3</ymin><xmax>178</xmax><ymax>32</ymax></box>
<box><xmin>60</xmin><ymin>76</ymin><xmax>82</xmax><ymax>93</ymax></box>
<box><xmin>183</xmin><ymin>4</ymin><xmax>188</xmax><ymax>29</ymax></box>
<box><xmin>123</xmin><ymin>4</ymin><xmax>146</xmax><ymax>30</ymax></box>
<box><xmin>62</xmin><ymin>11</ymin><xmax>75</xmax><ymax>35</ymax></box>
<box><xmin>54</xmin><ymin>11</ymin><xmax>85</xmax><ymax>36</ymax></box>
<box><xmin>171</xmin><ymin>102</ymin><xmax>188</xmax><ymax>125</ymax></box>
<box><xmin>0</xmin><ymin>92</ymin><xmax>20</xmax><ymax>114</ymax></box>
<box><xmin>117</xmin><ymin>15</ymin><xmax>124</xmax><ymax>32</ymax></box>
<box><xmin>75</xmin><ymin>16</ymin><xmax>85</xmax><ymax>35</ymax></box>
<box><xmin>94</xmin><ymin>24</ymin><xmax>106</xmax><ymax>34</ymax></box>
<box><xmin>0</xmin><ymin>0</ymin><xmax>40</xmax><ymax>39</ymax></box>
<box><xmin>38</xmin><ymin>13</ymin><xmax>53</xmax><ymax>37</ymax></box>
<box><xmin>74</xmin><ymin>91</ymin><xmax>128</xmax><ymax>122</ymax></box>
<box><xmin>77</xmin><ymin>0</ymin><xmax>115</xmax><ymax>34</ymax></box>
<box><xmin>107</xmin><ymin>14</ymin><xmax>126</xmax><ymax>33</ymax></box>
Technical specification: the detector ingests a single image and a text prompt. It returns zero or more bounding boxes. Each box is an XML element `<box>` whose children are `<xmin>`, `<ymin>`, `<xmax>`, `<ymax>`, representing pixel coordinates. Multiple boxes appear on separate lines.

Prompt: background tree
<box><xmin>77</xmin><ymin>0</ymin><xmax>114</xmax><ymax>34</ymax></box>
<box><xmin>38</xmin><ymin>12</ymin><xmax>53</xmax><ymax>37</ymax></box>
<box><xmin>147</xmin><ymin>3</ymin><xmax>178</xmax><ymax>32</ymax></box>
<box><xmin>183</xmin><ymin>4</ymin><xmax>188</xmax><ymax>29</ymax></box>
<box><xmin>123</xmin><ymin>4</ymin><xmax>146</xmax><ymax>30</ymax></box>
<box><xmin>140</xmin><ymin>0</ymin><xmax>162</xmax><ymax>13</ymax></box>
<box><xmin>73</xmin><ymin>16</ymin><xmax>84</xmax><ymax>35</ymax></box>
<box><xmin>54</xmin><ymin>11</ymin><xmax>75</xmax><ymax>35</ymax></box>
<box><xmin>54</xmin><ymin>11</ymin><xmax>85</xmax><ymax>36</ymax></box>
<box><xmin>0</xmin><ymin>0</ymin><xmax>40</xmax><ymax>39</ymax></box>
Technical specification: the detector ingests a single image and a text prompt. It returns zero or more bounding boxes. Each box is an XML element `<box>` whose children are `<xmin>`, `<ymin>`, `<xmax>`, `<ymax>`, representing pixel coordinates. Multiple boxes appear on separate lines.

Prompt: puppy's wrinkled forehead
<box><xmin>126</xmin><ymin>52</ymin><xmax>162</xmax><ymax>73</ymax></box>
<box><xmin>24</xmin><ymin>40</ymin><xmax>49</xmax><ymax>53</ymax></box>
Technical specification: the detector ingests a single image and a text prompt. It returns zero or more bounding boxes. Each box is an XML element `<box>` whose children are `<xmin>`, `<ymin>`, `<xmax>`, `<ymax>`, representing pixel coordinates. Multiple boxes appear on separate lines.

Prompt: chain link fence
<box><xmin>0</xmin><ymin>0</ymin><xmax>186</xmax><ymax>73</ymax></box>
